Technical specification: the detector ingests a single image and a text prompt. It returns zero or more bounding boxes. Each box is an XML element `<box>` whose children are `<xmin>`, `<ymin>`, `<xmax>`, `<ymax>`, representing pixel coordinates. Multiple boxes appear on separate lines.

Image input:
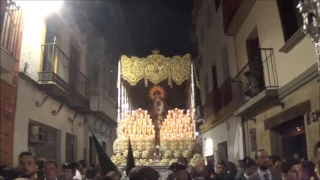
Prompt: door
<box><xmin>217</xmin><ymin>141</ymin><xmax>228</xmax><ymax>162</ymax></box>
<box><xmin>246</xmin><ymin>38</ymin><xmax>265</xmax><ymax>90</ymax></box>
<box><xmin>89</xmin><ymin>137</ymin><xmax>97</xmax><ymax>166</ymax></box>
<box><xmin>43</xmin><ymin>17</ymin><xmax>59</xmax><ymax>72</ymax></box>
<box><xmin>282</xmin><ymin>133</ymin><xmax>307</xmax><ymax>160</ymax></box>
<box><xmin>66</xmin><ymin>133</ymin><xmax>76</xmax><ymax>163</ymax></box>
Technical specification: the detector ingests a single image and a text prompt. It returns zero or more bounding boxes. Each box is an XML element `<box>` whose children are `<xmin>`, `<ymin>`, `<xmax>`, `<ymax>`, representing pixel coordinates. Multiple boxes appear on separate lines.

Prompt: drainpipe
<box><xmin>241</xmin><ymin>117</ymin><xmax>247</xmax><ymax>157</ymax></box>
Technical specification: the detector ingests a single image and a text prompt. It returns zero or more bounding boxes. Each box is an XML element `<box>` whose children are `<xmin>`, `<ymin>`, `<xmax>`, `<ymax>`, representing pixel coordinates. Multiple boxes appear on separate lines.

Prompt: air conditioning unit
<box><xmin>29</xmin><ymin>125</ymin><xmax>46</xmax><ymax>144</ymax></box>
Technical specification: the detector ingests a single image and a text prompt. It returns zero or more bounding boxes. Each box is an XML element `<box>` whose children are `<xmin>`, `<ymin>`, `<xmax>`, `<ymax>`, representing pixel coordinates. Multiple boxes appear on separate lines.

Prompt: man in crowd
<box><xmin>43</xmin><ymin>160</ymin><xmax>58</xmax><ymax>180</ymax></box>
<box><xmin>215</xmin><ymin>161</ymin><xmax>225</xmax><ymax>179</ymax></box>
<box><xmin>248</xmin><ymin>149</ymin><xmax>281</xmax><ymax>180</ymax></box>
<box><xmin>236</xmin><ymin>158</ymin><xmax>258</xmax><ymax>180</ymax></box>
<box><xmin>62</xmin><ymin>163</ymin><xmax>77</xmax><ymax>180</ymax></box>
<box><xmin>191</xmin><ymin>163</ymin><xmax>207</xmax><ymax>180</ymax></box>
<box><xmin>17</xmin><ymin>151</ymin><xmax>39</xmax><ymax>180</ymax></box>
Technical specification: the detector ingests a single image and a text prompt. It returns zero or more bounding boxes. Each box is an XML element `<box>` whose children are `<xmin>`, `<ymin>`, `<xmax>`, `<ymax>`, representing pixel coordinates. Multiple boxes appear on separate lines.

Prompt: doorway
<box><xmin>273</xmin><ymin>115</ymin><xmax>307</xmax><ymax>160</ymax></box>
<box><xmin>246</xmin><ymin>28</ymin><xmax>265</xmax><ymax>92</ymax></box>
<box><xmin>217</xmin><ymin>141</ymin><xmax>228</xmax><ymax>162</ymax></box>
<box><xmin>282</xmin><ymin>133</ymin><xmax>307</xmax><ymax>160</ymax></box>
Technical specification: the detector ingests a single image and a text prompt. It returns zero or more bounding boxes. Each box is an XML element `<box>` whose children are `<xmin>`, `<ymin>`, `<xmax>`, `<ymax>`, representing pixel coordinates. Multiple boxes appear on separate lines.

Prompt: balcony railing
<box><xmin>1</xmin><ymin>0</ymin><xmax>22</xmax><ymax>57</ymax></box>
<box><xmin>38</xmin><ymin>43</ymin><xmax>89</xmax><ymax>102</ymax></box>
<box><xmin>232</xmin><ymin>48</ymin><xmax>278</xmax><ymax>102</ymax></box>
<box><xmin>39</xmin><ymin>43</ymin><xmax>70</xmax><ymax>90</ymax></box>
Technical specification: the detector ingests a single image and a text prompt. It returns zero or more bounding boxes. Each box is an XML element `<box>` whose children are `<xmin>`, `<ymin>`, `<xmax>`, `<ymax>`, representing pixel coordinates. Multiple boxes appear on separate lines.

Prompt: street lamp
<box><xmin>297</xmin><ymin>0</ymin><xmax>320</xmax><ymax>75</ymax></box>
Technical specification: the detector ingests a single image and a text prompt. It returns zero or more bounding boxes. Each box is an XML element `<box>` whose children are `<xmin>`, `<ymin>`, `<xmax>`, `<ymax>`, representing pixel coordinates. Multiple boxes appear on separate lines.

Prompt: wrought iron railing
<box><xmin>74</xmin><ymin>68</ymin><xmax>90</xmax><ymax>100</ymax></box>
<box><xmin>40</xmin><ymin>43</ymin><xmax>70</xmax><ymax>85</ymax></box>
<box><xmin>0</xmin><ymin>0</ymin><xmax>22</xmax><ymax>57</ymax></box>
<box><xmin>39</xmin><ymin>43</ymin><xmax>89</xmax><ymax>103</ymax></box>
<box><xmin>232</xmin><ymin>48</ymin><xmax>278</xmax><ymax>99</ymax></box>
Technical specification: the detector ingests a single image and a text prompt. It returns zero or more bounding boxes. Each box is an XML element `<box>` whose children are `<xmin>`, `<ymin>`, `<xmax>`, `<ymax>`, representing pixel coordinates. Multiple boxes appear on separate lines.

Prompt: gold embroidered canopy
<box><xmin>120</xmin><ymin>50</ymin><xmax>191</xmax><ymax>87</ymax></box>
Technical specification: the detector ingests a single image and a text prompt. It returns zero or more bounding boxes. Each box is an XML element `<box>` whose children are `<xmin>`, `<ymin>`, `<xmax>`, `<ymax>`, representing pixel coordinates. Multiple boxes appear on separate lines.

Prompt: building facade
<box><xmin>222</xmin><ymin>0</ymin><xmax>320</xmax><ymax>160</ymax></box>
<box><xmin>0</xmin><ymin>0</ymin><xmax>23</xmax><ymax>166</ymax></box>
<box><xmin>192</xmin><ymin>0</ymin><xmax>244</xmax><ymax>165</ymax></box>
<box><xmin>1</xmin><ymin>0</ymin><xmax>134</xmax><ymax>166</ymax></box>
<box><xmin>11</xmin><ymin>1</ymin><xmax>92</xmax><ymax>165</ymax></box>
<box><xmin>85</xmin><ymin>32</ymin><xmax>118</xmax><ymax>165</ymax></box>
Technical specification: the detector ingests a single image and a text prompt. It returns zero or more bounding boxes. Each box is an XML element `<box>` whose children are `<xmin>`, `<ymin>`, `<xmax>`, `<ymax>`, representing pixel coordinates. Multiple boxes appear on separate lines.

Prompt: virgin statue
<box><xmin>149</xmin><ymin>85</ymin><xmax>167</xmax><ymax>146</ymax></box>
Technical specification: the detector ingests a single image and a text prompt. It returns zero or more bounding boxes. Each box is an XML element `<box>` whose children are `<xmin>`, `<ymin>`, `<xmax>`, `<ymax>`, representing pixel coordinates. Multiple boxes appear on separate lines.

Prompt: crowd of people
<box><xmin>0</xmin><ymin>151</ymin><xmax>121</xmax><ymax>180</ymax></box>
<box><xmin>0</xmin><ymin>149</ymin><xmax>319</xmax><ymax>180</ymax></box>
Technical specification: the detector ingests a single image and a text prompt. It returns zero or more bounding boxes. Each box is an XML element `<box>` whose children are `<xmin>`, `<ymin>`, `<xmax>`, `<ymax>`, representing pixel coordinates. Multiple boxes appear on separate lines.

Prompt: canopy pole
<box><xmin>191</xmin><ymin>62</ymin><xmax>196</xmax><ymax>137</ymax></box>
<box><xmin>117</xmin><ymin>60</ymin><xmax>121</xmax><ymax>154</ymax></box>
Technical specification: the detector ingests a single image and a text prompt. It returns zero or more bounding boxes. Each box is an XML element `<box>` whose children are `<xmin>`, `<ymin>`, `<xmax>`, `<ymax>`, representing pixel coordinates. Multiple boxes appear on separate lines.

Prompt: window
<box><xmin>66</xmin><ymin>133</ymin><xmax>76</xmax><ymax>163</ymax></box>
<box><xmin>28</xmin><ymin>122</ymin><xmax>58</xmax><ymax>161</ymax></box>
<box><xmin>200</xmin><ymin>25</ymin><xmax>205</xmax><ymax>43</ymax></box>
<box><xmin>215</xmin><ymin>0</ymin><xmax>221</xmax><ymax>11</ymax></box>
<box><xmin>211</xmin><ymin>65</ymin><xmax>218</xmax><ymax>90</ymax></box>
<box><xmin>206</xmin><ymin>8</ymin><xmax>211</xmax><ymax>28</ymax></box>
<box><xmin>277</xmin><ymin>0</ymin><xmax>303</xmax><ymax>42</ymax></box>
<box><xmin>91</xmin><ymin>66</ymin><xmax>99</xmax><ymax>87</ymax></box>
<box><xmin>204</xmin><ymin>138</ymin><xmax>213</xmax><ymax>156</ymax></box>
<box><xmin>204</xmin><ymin>74</ymin><xmax>209</xmax><ymax>96</ymax></box>
<box><xmin>221</xmin><ymin>45</ymin><xmax>230</xmax><ymax>80</ymax></box>
<box><xmin>102</xmin><ymin>141</ymin><xmax>106</xmax><ymax>151</ymax></box>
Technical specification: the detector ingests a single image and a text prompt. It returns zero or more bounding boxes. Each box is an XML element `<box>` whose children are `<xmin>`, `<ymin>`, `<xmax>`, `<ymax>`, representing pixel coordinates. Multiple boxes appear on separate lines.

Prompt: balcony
<box><xmin>232</xmin><ymin>48</ymin><xmax>279</xmax><ymax>116</ymax></box>
<box><xmin>37</xmin><ymin>43</ymin><xmax>90</xmax><ymax>113</ymax></box>
<box><xmin>90</xmin><ymin>87</ymin><xmax>116</xmax><ymax>122</ymax></box>
<box><xmin>222</xmin><ymin>0</ymin><xmax>257</xmax><ymax>35</ymax></box>
<box><xmin>0</xmin><ymin>1</ymin><xmax>22</xmax><ymax>83</ymax></box>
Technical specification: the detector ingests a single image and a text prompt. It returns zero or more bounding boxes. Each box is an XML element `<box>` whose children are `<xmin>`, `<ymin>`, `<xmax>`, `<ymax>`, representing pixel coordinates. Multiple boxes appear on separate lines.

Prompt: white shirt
<box><xmin>258</xmin><ymin>168</ymin><xmax>272</xmax><ymax>180</ymax></box>
<box><xmin>74</xmin><ymin>170</ymin><xmax>82</xmax><ymax>180</ymax></box>
<box><xmin>244</xmin><ymin>173</ymin><xmax>249</xmax><ymax>179</ymax></box>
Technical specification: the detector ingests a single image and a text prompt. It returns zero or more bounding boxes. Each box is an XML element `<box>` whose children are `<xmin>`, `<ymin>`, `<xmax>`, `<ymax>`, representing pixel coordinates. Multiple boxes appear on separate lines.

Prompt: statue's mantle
<box><xmin>119</xmin><ymin>166</ymin><xmax>170</xmax><ymax>180</ymax></box>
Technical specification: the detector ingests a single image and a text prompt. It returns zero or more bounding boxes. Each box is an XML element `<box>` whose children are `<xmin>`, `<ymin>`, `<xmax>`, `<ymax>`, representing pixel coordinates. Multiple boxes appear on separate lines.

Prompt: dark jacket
<box><xmin>247</xmin><ymin>169</ymin><xmax>281</xmax><ymax>180</ymax></box>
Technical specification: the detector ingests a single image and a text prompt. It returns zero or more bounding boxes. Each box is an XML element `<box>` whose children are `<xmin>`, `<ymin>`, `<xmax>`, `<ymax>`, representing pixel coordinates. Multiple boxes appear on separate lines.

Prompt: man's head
<box><xmin>44</xmin><ymin>160</ymin><xmax>58</xmax><ymax>180</ymax></box>
<box><xmin>18</xmin><ymin>151</ymin><xmax>38</xmax><ymax>178</ymax></box>
<box><xmin>105</xmin><ymin>171</ymin><xmax>121</xmax><ymax>180</ymax></box>
<box><xmin>215</xmin><ymin>162</ymin><xmax>225</xmax><ymax>175</ymax></box>
<box><xmin>255</xmin><ymin>149</ymin><xmax>270</xmax><ymax>170</ymax></box>
<box><xmin>191</xmin><ymin>163</ymin><xmax>207</xmax><ymax>178</ymax></box>
<box><xmin>62</xmin><ymin>163</ymin><xmax>76</xmax><ymax>180</ymax></box>
<box><xmin>36</xmin><ymin>158</ymin><xmax>45</xmax><ymax>171</ymax></box>
<box><xmin>129</xmin><ymin>166</ymin><xmax>160</xmax><ymax>180</ymax></box>
<box><xmin>85</xmin><ymin>167</ymin><xmax>96</xmax><ymax>179</ymax></box>
<box><xmin>244</xmin><ymin>159</ymin><xmax>258</xmax><ymax>176</ymax></box>
<box><xmin>269</xmin><ymin>156</ymin><xmax>281</xmax><ymax>167</ymax></box>
<box><xmin>287</xmin><ymin>159</ymin><xmax>301</xmax><ymax>180</ymax></box>
<box><xmin>293</xmin><ymin>153</ymin><xmax>300</xmax><ymax>160</ymax></box>
<box><xmin>177</xmin><ymin>157</ymin><xmax>188</xmax><ymax>167</ymax></box>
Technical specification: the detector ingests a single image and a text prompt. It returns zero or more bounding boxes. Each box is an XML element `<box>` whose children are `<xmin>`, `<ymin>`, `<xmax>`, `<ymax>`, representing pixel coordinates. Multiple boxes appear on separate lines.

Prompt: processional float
<box><xmin>111</xmin><ymin>50</ymin><xmax>203</xmax><ymax>167</ymax></box>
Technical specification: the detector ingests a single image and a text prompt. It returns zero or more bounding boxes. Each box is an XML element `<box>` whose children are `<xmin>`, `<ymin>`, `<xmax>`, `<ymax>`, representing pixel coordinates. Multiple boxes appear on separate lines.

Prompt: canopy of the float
<box><xmin>119</xmin><ymin>50</ymin><xmax>192</xmax><ymax>87</ymax></box>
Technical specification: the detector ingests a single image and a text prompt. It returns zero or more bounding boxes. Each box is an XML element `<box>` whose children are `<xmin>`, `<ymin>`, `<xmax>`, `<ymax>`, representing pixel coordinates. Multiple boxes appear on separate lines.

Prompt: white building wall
<box><xmin>14</xmin><ymin>80</ymin><xmax>86</xmax><ymax>165</ymax></box>
<box><xmin>197</xmin><ymin>1</ymin><xmax>237</xmax><ymax>105</ymax></box>
<box><xmin>13</xmin><ymin>2</ymin><xmax>88</xmax><ymax>165</ymax></box>
<box><xmin>195</xmin><ymin>0</ymin><xmax>244</xmax><ymax>164</ymax></box>
<box><xmin>202</xmin><ymin>117</ymin><xmax>244</xmax><ymax>165</ymax></box>
<box><xmin>84</xmin><ymin>116</ymin><xmax>117</xmax><ymax>158</ymax></box>
<box><xmin>234</xmin><ymin>0</ymin><xmax>317</xmax><ymax>88</ymax></box>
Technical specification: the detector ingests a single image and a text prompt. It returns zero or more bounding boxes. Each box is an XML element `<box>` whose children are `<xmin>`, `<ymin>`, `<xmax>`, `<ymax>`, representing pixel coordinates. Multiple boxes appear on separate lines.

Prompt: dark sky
<box><xmin>74</xmin><ymin>0</ymin><xmax>197</xmax><ymax>62</ymax></box>
<box><xmin>119</xmin><ymin>0</ymin><xmax>197</xmax><ymax>58</ymax></box>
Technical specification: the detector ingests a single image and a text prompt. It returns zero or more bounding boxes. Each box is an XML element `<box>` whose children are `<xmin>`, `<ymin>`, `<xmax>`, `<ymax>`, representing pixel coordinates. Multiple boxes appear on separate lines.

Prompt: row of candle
<box><xmin>119</xmin><ymin>109</ymin><xmax>156</xmax><ymax>138</ymax></box>
<box><xmin>160</xmin><ymin>109</ymin><xmax>196</xmax><ymax>140</ymax></box>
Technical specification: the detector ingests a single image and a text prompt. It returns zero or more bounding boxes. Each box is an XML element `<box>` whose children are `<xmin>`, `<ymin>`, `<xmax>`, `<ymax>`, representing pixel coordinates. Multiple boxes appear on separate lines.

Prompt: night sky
<box><xmin>77</xmin><ymin>0</ymin><xmax>196</xmax><ymax>61</ymax></box>
<box><xmin>119</xmin><ymin>0</ymin><xmax>197</xmax><ymax>58</ymax></box>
